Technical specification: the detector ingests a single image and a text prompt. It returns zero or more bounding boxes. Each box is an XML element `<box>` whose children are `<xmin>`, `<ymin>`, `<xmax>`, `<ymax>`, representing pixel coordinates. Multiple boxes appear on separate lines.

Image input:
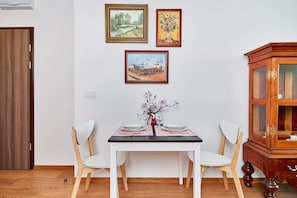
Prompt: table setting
<box><xmin>113</xmin><ymin>122</ymin><xmax>196</xmax><ymax>137</ymax></box>
<box><xmin>112</xmin><ymin>91</ymin><xmax>197</xmax><ymax>137</ymax></box>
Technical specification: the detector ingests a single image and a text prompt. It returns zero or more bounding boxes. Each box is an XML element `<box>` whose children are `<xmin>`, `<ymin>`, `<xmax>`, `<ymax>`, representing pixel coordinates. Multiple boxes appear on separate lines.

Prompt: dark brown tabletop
<box><xmin>108</xmin><ymin>135</ymin><xmax>203</xmax><ymax>142</ymax></box>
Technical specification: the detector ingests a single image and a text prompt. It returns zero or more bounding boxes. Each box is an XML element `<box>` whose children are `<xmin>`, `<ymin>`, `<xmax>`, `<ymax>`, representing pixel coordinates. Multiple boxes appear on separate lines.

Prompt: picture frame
<box><xmin>105</xmin><ymin>4</ymin><xmax>148</xmax><ymax>43</ymax></box>
<box><xmin>156</xmin><ymin>9</ymin><xmax>182</xmax><ymax>47</ymax></box>
<box><xmin>125</xmin><ymin>50</ymin><xmax>169</xmax><ymax>84</ymax></box>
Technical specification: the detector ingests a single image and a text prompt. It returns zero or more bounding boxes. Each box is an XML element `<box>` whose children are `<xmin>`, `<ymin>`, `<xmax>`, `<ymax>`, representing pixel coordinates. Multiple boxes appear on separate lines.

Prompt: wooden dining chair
<box><xmin>186</xmin><ymin>120</ymin><xmax>244</xmax><ymax>198</ymax></box>
<box><xmin>71</xmin><ymin>120</ymin><xmax>128</xmax><ymax>198</ymax></box>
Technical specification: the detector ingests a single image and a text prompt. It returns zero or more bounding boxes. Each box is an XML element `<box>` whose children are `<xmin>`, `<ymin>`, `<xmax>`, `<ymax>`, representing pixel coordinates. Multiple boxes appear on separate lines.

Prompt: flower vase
<box><xmin>156</xmin><ymin>112</ymin><xmax>162</xmax><ymax>126</ymax></box>
<box><xmin>146</xmin><ymin>115</ymin><xmax>152</xmax><ymax>126</ymax></box>
<box><xmin>166</xmin><ymin>31</ymin><xmax>173</xmax><ymax>42</ymax></box>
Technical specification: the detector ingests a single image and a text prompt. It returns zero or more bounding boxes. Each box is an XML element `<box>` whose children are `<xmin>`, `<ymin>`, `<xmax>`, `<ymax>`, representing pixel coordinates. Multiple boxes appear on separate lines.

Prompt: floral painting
<box><xmin>156</xmin><ymin>9</ymin><xmax>182</xmax><ymax>47</ymax></box>
<box><xmin>105</xmin><ymin>4</ymin><xmax>148</xmax><ymax>43</ymax></box>
<box><xmin>125</xmin><ymin>50</ymin><xmax>169</xmax><ymax>84</ymax></box>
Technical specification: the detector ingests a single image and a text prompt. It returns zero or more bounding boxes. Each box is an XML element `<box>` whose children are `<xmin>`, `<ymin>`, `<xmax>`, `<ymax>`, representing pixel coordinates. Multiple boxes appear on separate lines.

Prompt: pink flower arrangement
<box><xmin>139</xmin><ymin>91</ymin><xmax>178</xmax><ymax>117</ymax></box>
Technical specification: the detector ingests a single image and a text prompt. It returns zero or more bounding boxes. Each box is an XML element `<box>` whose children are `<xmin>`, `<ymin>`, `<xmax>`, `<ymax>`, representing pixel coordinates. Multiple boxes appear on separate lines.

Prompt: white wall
<box><xmin>1</xmin><ymin>0</ymin><xmax>297</xmax><ymax>179</ymax></box>
<box><xmin>0</xmin><ymin>0</ymin><xmax>74</xmax><ymax>165</ymax></box>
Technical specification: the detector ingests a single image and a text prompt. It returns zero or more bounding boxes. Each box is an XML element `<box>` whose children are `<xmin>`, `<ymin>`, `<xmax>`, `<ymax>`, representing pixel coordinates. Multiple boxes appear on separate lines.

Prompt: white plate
<box><xmin>161</xmin><ymin>123</ymin><xmax>187</xmax><ymax>132</ymax></box>
<box><xmin>163</xmin><ymin>123</ymin><xmax>187</xmax><ymax>129</ymax></box>
<box><xmin>120</xmin><ymin>124</ymin><xmax>146</xmax><ymax>132</ymax></box>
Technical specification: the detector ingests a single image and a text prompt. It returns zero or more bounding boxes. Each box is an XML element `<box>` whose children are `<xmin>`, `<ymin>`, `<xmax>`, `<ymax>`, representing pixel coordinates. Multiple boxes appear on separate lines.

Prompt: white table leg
<box><xmin>178</xmin><ymin>152</ymin><xmax>183</xmax><ymax>185</ymax></box>
<box><xmin>193</xmin><ymin>144</ymin><xmax>201</xmax><ymax>198</ymax></box>
<box><xmin>110</xmin><ymin>145</ymin><xmax>118</xmax><ymax>198</ymax></box>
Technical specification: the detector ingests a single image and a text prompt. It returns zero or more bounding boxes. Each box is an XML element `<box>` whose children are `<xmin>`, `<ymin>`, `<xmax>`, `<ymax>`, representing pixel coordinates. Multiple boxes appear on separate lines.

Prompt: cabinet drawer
<box><xmin>275</xmin><ymin>159</ymin><xmax>297</xmax><ymax>179</ymax></box>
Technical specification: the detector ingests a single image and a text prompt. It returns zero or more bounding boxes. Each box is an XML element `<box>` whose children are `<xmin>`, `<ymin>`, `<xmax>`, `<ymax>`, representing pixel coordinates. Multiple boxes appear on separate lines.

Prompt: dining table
<box><xmin>108</xmin><ymin>124</ymin><xmax>203</xmax><ymax>198</ymax></box>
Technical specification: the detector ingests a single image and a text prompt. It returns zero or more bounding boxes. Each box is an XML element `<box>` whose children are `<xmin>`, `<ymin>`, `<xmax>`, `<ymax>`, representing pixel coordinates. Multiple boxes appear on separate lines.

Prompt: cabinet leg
<box><xmin>264</xmin><ymin>178</ymin><xmax>279</xmax><ymax>198</ymax></box>
<box><xmin>242</xmin><ymin>161</ymin><xmax>254</xmax><ymax>187</ymax></box>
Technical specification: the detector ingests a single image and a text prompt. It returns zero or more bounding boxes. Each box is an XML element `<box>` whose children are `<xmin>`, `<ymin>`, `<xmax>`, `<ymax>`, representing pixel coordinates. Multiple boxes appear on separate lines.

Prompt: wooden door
<box><xmin>0</xmin><ymin>28</ymin><xmax>34</xmax><ymax>169</ymax></box>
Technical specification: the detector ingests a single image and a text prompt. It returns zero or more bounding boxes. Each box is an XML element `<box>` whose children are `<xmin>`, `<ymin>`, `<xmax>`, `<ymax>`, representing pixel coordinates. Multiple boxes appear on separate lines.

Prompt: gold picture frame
<box><xmin>156</xmin><ymin>9</ymin><xmax>182</xmax><ymax>47</ymax></box>
<box><xmin>105</xmin><ymin>4</ymin><xmax>148</xmax><ymax>43</ymax></box>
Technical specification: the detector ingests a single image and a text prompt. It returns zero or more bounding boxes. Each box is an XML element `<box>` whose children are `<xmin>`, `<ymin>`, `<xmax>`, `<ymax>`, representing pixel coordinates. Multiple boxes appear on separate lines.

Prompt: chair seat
<box><xmin>187</xmin><ymin>151</ymin><xmax>231</xmax><ymax>167</ymax></box>
<box><xmin>84</xmin><ymin>152</ymin><xmax>126</xmax><ymax>168</ymax></box>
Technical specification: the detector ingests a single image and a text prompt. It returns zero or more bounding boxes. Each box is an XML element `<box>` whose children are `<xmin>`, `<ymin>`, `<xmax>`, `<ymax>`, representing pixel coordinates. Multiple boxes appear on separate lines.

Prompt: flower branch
<box><xmin>138</xmin><ymin>91</ymin><xmax>179</xmax><ymax>118</ymax></box>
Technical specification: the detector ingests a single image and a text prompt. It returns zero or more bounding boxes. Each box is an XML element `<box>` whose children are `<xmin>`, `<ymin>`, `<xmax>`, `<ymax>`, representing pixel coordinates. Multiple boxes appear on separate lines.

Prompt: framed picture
<box><xmin>105</xmin><ymin>4</ymin><xmax>148</xmax><ymax>43</ymax></box>
<box><xmin>125</xmin><ymin>50</ymin><xmax>169</xmax><ymax>84</ymax></box>
<box><xmin>156</xmin><ymin>9</ymin><xmax>182</xmax><ymax>47</ymax></box>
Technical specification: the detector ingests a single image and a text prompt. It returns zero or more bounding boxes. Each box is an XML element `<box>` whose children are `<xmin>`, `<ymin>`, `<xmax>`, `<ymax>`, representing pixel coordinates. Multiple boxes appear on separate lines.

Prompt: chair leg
<box><xmin>71</xmin><ymin>168</ymin><xmax>84</xmax><ymax>198</ymax></box>
<box><xmin>201</xmin><ymin>166</ymin><xmax>207</xmax><ymax>175</ymax></box>
<box><xmin>186</xmin><ymin>160</ymin><xmax>193</xmax><ymax>188</ymax></box>
<box><xmin>85</xmin><ymin>173</ymin><xmax>92</xmax><ymax>191</ymax></box>
<box><xmin>222</xmin><ymin>171</ymin><xmax>228</xmax><ymax>190</ymax></box>
<box><xmin>120</xmin><ymin>164</ymin><xmax>128</xmax><ymax>191</ymax></box>
<box><xmin>231</xmin><ymin>170</ymin><xmax>244</xmax><ymax>198</ymax></box>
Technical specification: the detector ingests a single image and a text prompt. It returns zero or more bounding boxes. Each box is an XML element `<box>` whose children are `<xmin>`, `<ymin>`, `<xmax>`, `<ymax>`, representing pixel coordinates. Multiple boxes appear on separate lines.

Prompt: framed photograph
<box><xmin>125</xmin><ymin>50</ymin><xmax>169</xmax><ymax>84</ymax></box>
<box><xmin>105</xmin><ymin>4</ymin><xmax>148</xmax><ymax>43</ymax></box>
<box><xmin>156</xmin><ymin>9</ymin><xmax>182</xmax><ymax>47</ymax></box>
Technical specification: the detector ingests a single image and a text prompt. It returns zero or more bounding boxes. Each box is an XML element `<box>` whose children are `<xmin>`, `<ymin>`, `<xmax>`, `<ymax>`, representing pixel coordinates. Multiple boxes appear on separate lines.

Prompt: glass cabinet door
<box><xmin>253</xmin><ymin>67</ymin><xmax>266</xmax><ymax>100</ymax></box>
<box><xmin>250</xmin><ymin>65</ymin><xmax>268</xmax><ymax>141</ymax></box>
<box><xmin>277</xmin><ymin>63</ymin><xmax>297</xmax><ymax>141</ymax></box>
<box><xmin>252</xmin><ymin>104</ymin><xmax>266</xmax><ymax>137</ymax></box>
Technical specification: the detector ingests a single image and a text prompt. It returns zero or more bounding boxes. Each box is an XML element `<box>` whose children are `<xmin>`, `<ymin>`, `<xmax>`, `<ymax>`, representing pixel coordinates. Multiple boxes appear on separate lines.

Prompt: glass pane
<box><xmin>252</xmin><ymin>104</ymin><xmax>266</xmax><ymax>137</ymax></box>
<box><xmin>253</xmin><ymin>67</ymin><xmax>266</xmax><ymax>99</ymax></box>
<box><xmin>278</xmin><ymin>106</ymin><xmax>297</xmax><ymax>140</ymax></box>
<box><xmin>278</xmin><ymin>64</ymin><xmax>297</xmax><ymax>100</ymax></box>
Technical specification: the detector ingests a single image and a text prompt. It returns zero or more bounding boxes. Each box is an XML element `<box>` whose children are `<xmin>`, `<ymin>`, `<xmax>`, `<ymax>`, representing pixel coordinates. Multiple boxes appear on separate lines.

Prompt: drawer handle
<box><xmin>287</xmin><ymin>165</ymin><xmax>297</xmax><ymax>172</ymax></box>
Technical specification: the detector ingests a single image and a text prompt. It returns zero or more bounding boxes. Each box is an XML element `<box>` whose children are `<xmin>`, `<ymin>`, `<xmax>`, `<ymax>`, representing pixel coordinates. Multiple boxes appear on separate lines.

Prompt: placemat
<box><xmin>155</xmin><ymin>128</ymin><xmax>196</xmax><ymax>136</ymax></box>
<box><xmin>112</xmin><ymin>126</ymin><xmax>196</xmax><ymax>137</ymax></box>
<box><xmin>112</xmin><ymin>128</ymin><xmax>154</xmax><ymax>136</ymax></box>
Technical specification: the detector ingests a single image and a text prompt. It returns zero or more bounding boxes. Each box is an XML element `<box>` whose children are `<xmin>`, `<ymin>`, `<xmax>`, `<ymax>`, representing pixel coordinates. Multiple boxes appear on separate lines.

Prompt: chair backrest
<box><xmin>219</xmin><ymin>120</ymin><xmax>243</xmax><ymax>167</ymax></box>
<box><xmin>74</xmin><ymin>120</ymin><xmax>95</xmax><ymax>144</ymax></box>
<box><xmin>71</xmin><ymin>120</ymin><xmax>95</xmax><ymax>167</ymax></box>
<box><xmin>220</xmin><ymin>120</ymin><xmax>239</xmax><ymax>144</ymax></box>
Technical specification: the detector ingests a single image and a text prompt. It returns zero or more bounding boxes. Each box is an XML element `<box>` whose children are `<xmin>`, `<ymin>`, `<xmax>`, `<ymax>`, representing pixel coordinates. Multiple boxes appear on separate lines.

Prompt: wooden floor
<box><xmin>0</xmin><ymin>168</ymin><xmax>296</xmax><ymax>198</ymax></box>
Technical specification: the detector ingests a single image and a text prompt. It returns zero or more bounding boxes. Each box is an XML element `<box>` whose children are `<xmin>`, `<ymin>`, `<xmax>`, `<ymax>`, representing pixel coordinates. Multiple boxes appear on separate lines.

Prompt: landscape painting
<box><xmin>105</xmin><ymin>4</ymin><xmax>148</xmax><ymax>43</ymax></box>
<box><xmin>125</xmin><ymin>50</ymin><xmax>169</xmax><ymax>84</ymax></box>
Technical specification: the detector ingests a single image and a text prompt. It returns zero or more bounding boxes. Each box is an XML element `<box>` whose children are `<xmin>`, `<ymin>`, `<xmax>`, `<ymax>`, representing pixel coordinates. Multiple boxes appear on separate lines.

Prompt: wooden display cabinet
<box><xmin>242</xmin><ymin>42</ymin><xmax>297</xmax><ymax>198</ymax></box>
